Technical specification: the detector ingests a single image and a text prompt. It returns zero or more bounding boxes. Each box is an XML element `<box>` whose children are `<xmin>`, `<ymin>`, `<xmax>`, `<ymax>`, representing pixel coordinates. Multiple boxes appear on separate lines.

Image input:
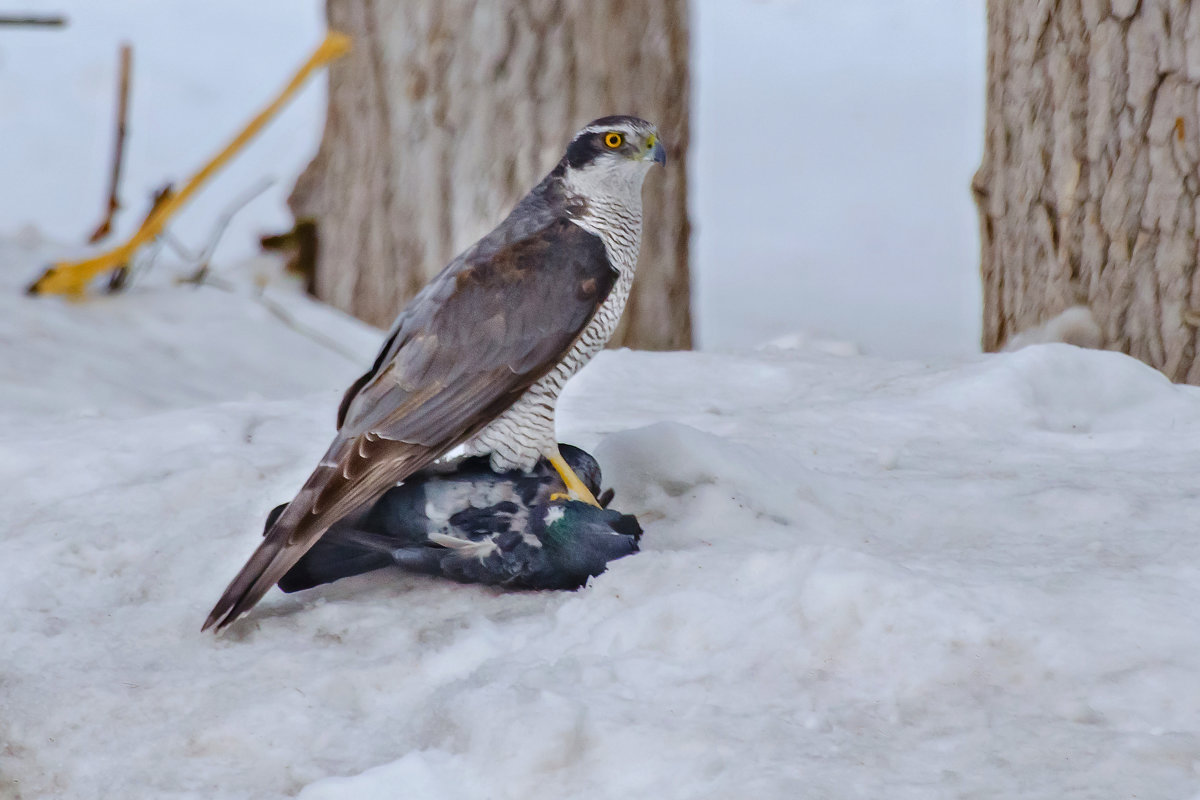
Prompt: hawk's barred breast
<box><xmin>464</xmin><ymin>191</ymin><xmax>644</xmax><ymax>471</ymax></box>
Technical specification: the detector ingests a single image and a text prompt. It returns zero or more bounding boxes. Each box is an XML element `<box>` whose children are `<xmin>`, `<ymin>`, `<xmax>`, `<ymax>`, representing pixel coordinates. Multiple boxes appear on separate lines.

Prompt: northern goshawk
<box><xmin>204</xmin><ymin>115</ymin><xmax>665</xmax><ymax>631</ymax></box>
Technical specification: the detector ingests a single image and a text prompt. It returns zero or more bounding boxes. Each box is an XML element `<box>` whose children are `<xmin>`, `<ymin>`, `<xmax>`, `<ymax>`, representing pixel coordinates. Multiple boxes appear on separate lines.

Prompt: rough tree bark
<box><xmin>291</xmin><ymin>0</ymin><xmax>691</xmax><ymax>350</ymax></box>
<box><xmin>974</xmin><ymin>0</ymin><xmax>1200</xmax><ymax>382</ymax></box>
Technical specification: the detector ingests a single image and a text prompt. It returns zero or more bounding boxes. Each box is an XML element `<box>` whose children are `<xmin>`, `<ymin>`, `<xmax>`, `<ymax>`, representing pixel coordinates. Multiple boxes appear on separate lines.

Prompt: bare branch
<box><xmin>89</xmin><ymin>43</ymin><xmax>133</xmax><ymax>245</ymax></box>
<box><xmin>179</xmin><ymin>177</ymin><xmax>275</xmax><ymax>286</ymax></box>
<box><xmin>105</xmin><ymin>184</ymin><xmax>173</xmax><ymax>293</ymax></box>
<box><xmin>0</xmin><ymin>15</ymin><xmax>66</xmax><ymax>27</ymax></box>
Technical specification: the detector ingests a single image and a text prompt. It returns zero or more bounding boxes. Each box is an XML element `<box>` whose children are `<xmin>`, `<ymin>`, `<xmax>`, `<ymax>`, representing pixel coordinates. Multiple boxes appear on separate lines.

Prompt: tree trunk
<box><xmin>974</xmin><ymin>0</ymin><xmax>1200</xmax><ymax>382</ymax></box>
<box><xmin>291</xmin><ymin>0</ymin><xmax>691</xmax><ymax>350</ymax></box>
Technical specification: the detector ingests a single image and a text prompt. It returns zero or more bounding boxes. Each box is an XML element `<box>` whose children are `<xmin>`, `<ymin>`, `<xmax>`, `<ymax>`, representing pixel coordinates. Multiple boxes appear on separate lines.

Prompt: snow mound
<box><xmin>5</xmin><ymin>244</ymin><xmax>1200</xmax><ymax>799</ymax></box>
<box><xmin>1004</xmin><ymin>306</ymin><xmax>1104</xmax><ymax>350</ymax></box>
<box><xmin>923</xmin><ymin>343</ymin><xmax>1195</xmax><ymax>434</ymax></box>
<box><xmin>297</xmin><ymin>751</ymin><xmax>486</xmax><ymax>800</ymax></box>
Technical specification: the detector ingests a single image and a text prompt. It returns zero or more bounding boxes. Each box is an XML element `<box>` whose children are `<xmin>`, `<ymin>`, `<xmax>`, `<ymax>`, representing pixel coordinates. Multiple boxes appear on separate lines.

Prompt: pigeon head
<box><xmin>536</xmin><ymin>502</ymin><xmax>641</xmax><ymax>558</ymax></box>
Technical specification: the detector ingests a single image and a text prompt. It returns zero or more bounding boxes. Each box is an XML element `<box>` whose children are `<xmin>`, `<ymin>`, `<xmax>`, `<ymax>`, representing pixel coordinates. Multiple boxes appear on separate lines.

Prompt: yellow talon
<box><xmin>547</xmin><ymin>449</ymin><xmax>601</xmax><ymax>507</ymax></box>
<box><xmin>28</xmin><ymin>31</ymin><xmax>352</xmax><ymax>296</ymax></box>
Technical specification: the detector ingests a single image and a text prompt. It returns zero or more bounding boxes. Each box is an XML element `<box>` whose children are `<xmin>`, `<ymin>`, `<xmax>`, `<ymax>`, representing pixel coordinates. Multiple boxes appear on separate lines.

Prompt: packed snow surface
<box><xmin>4</xmin><ymin>239</ymin><xmax>1200</xmax><ymax>799</ymax></box>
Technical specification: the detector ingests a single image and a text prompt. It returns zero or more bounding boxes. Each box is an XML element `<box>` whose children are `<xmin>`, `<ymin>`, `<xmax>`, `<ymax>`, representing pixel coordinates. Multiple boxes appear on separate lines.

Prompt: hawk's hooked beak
<box><xmin>644</xmin><ymin>134</ymin><xmax>667</xmax><ymax>166</ymax></box>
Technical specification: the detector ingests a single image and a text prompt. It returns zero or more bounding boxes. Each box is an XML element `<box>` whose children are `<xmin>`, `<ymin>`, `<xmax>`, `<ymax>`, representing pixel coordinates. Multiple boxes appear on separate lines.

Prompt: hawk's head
<box><xmin>563</xmin><ymin>115</ymin><xmax>667</xmax><ymax>174</ymax></box>
<box><xmin>557</xmin><ymin>116</ymin><xmax>665</xmax><ymax>212</ymax></box>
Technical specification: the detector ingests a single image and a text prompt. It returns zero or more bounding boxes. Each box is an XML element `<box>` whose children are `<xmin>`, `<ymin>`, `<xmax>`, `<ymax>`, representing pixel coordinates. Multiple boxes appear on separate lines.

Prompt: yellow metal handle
<box><xmin>29</xmin><ymin>31</ymin><xmax>352</xmax><ymax>296</ymax></box>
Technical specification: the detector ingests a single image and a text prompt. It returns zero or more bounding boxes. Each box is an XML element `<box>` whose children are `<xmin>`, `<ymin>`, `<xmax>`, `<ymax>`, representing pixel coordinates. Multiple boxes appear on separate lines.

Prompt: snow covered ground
<box><xmin>0</xmin><ymin>0</ymin><xmax>985</xmax><ymax>356</ymax></box>
<box><xmin>5</xmin><ymin>234</ymin><xmax>1200</xmax><ymax>799</ymax></box>
<box><xmin>2</xmin><ymin>4</ymin><xmax>1192</xmax><ymax>797</ymax></box>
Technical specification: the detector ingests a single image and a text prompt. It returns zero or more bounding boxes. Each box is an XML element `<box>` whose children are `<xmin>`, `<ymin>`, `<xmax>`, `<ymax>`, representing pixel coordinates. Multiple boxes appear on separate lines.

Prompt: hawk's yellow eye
<box><xmin>604</xmin><ymin>132</ymin><xmax>623</xmax><ymax>149</ymax></box>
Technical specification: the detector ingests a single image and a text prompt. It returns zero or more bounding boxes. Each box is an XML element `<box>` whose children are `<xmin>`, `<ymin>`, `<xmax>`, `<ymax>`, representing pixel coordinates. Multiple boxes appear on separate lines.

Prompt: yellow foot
<box><xmin>547</xmin><ymin>449</ymin><xmax>601</xmax><ymax>507</ymax></box>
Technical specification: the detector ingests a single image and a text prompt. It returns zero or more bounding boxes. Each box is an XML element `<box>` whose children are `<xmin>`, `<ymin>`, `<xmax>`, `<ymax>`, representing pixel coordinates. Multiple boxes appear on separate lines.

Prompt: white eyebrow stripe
<box><xmin>573</xmin><ymin>123</ymin><xmax>652</xmax><ymax>140</ymax></box>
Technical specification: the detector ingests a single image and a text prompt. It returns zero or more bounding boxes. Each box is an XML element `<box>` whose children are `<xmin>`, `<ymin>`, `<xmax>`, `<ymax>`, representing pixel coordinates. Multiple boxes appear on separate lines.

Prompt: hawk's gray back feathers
<box><xmin>204</xmin><ymin>115</ymin><xmax>664</xmax><ymax>631</ymax></box>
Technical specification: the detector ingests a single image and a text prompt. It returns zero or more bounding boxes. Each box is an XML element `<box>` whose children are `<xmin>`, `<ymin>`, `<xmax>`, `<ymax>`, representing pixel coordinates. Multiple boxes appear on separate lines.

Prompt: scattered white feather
<box><xmin>427</xmin><ymin>532</ymin><xmax>499</xmax><ymax>561</ymax></box>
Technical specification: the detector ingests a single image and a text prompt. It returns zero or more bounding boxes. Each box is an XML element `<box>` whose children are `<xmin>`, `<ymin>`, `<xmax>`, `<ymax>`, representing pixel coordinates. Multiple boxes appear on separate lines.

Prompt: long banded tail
<box><xmin>203</xmin><ymin>434</ymin><xmax>438</xmax><ymax>632</ymax></box>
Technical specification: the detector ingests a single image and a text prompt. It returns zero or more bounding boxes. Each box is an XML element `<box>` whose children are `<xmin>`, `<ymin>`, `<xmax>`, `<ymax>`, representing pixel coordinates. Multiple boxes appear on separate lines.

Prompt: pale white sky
<box><xmin>0</xmin><ymin>0</ymin><xmax>985</xmax><ymax>356</ymax></box>
<box><xmin>692</xmin><ymin>0</ymin><xmax>985</xmax><ymax>355</ymax></box>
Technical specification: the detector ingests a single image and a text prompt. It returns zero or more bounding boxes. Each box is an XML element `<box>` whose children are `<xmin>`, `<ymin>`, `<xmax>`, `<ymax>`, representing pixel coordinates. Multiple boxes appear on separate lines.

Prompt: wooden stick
<box><xmin>88</xmin><ymin>43</ymin><xmax>133</xmax><ymax>244</ymax></box>
<box><xmin>28</xmin><ymin>31</ymin><xmax>351</xmax><ymax>296</ymax></box>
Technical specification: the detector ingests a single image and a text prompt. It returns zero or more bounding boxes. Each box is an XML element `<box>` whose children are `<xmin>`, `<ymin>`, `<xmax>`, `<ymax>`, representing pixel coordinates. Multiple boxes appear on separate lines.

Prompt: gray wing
<box><xmin>204</xmin><ymin>218</ymin><xmax>614</xmax><ymax>631</ymax></box>
<box><xmin>335</xmin><ymin>167</ymin><xmax>575</xmax><ymax>430</ymax></box>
